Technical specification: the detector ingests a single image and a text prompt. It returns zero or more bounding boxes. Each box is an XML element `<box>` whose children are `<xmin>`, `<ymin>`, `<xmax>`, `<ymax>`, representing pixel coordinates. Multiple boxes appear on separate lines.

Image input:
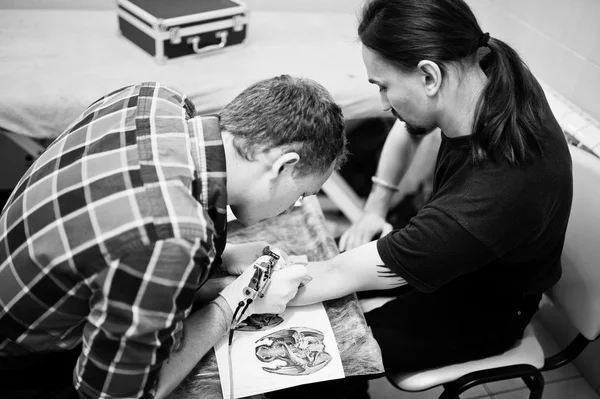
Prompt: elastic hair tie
<box><xmin>479</xmin><ymin>32</ymin><xmax>490</xmax><ymax>48</ymax></box>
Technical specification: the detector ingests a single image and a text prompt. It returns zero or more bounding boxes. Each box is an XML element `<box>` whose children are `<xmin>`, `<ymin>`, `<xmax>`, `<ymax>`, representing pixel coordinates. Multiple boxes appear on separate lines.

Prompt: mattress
<box><xmin>0</xmin><ymin>9</ymin><xmax>386</xmax><ymax>139</ymax></box>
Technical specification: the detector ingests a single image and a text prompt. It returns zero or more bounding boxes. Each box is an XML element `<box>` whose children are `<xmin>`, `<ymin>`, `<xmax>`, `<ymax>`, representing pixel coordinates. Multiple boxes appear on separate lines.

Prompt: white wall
<box><xmin>466</xmin><ymin>0</ymin><xmax>600</xmax><ymax>124</ymax></box>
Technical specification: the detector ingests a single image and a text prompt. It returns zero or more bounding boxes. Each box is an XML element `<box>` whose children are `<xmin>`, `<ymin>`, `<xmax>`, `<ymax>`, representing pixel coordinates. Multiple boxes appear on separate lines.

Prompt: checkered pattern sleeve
<box><xmin>0</xmin><ymin>82</ymin><xmax>227</xmax><ymax>398</ymax></box>
<box><xmin>75</xmin><ymin>237</ymin><xmax>205</xmax><ymax>399</ymax></box>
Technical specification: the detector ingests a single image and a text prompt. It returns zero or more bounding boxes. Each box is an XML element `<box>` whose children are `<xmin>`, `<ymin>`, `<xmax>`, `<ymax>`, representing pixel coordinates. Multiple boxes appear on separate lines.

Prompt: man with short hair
<box><xmin>0</xmin><ymin>76</ymin><xmax>347</xmax><ymax>399</ymax></box>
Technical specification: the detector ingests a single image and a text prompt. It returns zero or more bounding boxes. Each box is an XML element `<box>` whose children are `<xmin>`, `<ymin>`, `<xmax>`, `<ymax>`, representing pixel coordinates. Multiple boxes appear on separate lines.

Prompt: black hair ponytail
<box><xmin>472</xmin><ymin>38</ymin><xmax>545</xmax><ymax>164</ymax></box>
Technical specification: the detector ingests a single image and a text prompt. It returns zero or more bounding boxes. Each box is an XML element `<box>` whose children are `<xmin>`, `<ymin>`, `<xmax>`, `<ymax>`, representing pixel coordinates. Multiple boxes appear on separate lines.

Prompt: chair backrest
<box><xmin>549</xmin><ymin>145</ymin><xmax>600</xmax><ymax>341</ymax></box>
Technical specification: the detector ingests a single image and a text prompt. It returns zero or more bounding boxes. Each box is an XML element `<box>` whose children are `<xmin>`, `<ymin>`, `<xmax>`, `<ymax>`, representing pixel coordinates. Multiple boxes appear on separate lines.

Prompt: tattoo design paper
<box><xmin>255</xmin><ymin>327</ymin><xmax>332</xmax><ymax>375</ymax></box>
<box><xmin>215</xmin><ymin>303</ymin><xmax>344</xmax><ymax>398</ymax></box>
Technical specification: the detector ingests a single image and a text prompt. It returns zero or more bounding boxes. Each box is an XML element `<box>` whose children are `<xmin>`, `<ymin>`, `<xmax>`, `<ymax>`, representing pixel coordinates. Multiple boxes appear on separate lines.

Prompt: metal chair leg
<box><xmin>436</xmin><ymin>365</ymin><xmax>544</xmax><ymax>399</ymax></box>
<box><xmin>439</xmin><ymin>388</ymin><xmax>460</xmax><ymax>399</ymax></box>
<box><xmin>523</xmin><ymin>373</ymin><xmax>545</xmax><ymax>399</ymax></box>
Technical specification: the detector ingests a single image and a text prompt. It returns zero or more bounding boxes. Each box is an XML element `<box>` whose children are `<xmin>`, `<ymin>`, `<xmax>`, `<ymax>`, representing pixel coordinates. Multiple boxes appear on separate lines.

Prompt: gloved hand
<box><xmin>270</xmin><ymin>247</ymin><xmax>290</xmax><ymax>269</ymax></box>
<box><xmin>222</xmin><ymin>244</ymin><xmax>290</xmax><ymax>276</ymax></box>
<box><xmin>218</xmin><ymin>260</ymin><xmax>308</xmax><ymax>327</ymax></box>
<box><xmin>220</xmin><ymin>241</ymin><xmax>269</xmax><ymax>275</ymax></box>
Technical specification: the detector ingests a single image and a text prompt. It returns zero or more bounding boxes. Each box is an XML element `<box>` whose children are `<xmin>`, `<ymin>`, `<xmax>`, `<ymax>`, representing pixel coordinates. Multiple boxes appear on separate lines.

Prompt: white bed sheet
<box><xmin>0</xmin><ymin>9</ymin><xmax>386</xmax><ymax>139</ymax></box>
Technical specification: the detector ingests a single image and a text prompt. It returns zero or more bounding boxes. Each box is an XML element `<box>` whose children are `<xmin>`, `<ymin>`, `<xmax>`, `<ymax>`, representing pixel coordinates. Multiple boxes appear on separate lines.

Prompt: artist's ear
<box><xmin>417</xmin><ymin>60</ymin><xmax>442</xmax><ymax>97</ymax></box>
<box><xmin>271</xmin><ymin>152</ymin><xmax>300</xmax><ymax>177</ymax></box>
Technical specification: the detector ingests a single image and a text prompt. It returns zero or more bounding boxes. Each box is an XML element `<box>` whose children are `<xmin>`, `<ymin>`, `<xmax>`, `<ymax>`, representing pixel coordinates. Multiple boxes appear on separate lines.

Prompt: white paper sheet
<box><xmin>215</xmin><ymin>303</ymin><xmax>345</xmax><ymax>398</ymax></box>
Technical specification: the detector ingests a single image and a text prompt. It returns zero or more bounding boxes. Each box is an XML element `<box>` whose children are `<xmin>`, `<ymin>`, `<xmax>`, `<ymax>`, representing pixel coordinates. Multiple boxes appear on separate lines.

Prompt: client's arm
<box><xmin>289</xmin><ymin>241</ymin><xmax>407</xmax><ymax>306</ymax></box>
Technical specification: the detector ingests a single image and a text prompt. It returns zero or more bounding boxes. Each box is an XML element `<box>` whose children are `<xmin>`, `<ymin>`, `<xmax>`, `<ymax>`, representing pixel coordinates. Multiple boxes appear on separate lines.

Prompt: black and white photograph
<box><xmin>1</xmin><ymin>1</ymin><xmax>599</xmax><ymax>398</ymax></box>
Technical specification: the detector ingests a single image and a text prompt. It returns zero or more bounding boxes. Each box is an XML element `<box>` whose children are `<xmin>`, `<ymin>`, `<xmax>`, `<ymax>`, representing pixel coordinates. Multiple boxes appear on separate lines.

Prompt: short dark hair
<box><xmin>359</xmin><ymin>0</ymin><xmax>546</xmax><ymax>165</ymax></box>
<box><xmin>219</xmin><ymin>75</ymin><xmax>348</xmax><ymax>176</ymax></box>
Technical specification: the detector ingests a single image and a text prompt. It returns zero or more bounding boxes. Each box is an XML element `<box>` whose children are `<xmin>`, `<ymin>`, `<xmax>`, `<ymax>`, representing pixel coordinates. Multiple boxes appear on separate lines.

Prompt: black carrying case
<box><xmin>117</xmin><ymin>0</ymin><xmax>248</xmax><ymax>63</ymax></box>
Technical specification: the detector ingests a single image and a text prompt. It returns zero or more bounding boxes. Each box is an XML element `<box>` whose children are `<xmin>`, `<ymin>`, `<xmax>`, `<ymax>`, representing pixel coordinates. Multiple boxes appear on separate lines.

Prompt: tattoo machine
<box><xmin>225</xmin><ymin>246</ymin><xmax>279</xmax><ymax>399</ymax></box>
<box><xmin>229</xmin><ymin>246</ymin><xmax>280</xmax><ymax>333</ymax></box>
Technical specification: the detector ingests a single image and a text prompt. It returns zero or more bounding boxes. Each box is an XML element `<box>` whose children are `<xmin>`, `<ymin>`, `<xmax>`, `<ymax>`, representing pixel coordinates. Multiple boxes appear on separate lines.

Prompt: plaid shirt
<box><xmin>0</xmin><ymin>82</ymin><xmax>228</xmax><ymax>398</ymax></box>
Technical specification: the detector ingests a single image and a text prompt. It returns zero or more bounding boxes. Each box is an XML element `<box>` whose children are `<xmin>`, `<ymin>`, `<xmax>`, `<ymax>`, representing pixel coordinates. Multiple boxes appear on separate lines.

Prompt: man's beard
<box><xmin>392</xmin><ymin>109</ymin><xmax>429</xmax><ymax>136</ymax></box>
<box><xmin>405</xmin><ymin>122</ymin><xmax>428</xmax><ymax>136</ymax></box>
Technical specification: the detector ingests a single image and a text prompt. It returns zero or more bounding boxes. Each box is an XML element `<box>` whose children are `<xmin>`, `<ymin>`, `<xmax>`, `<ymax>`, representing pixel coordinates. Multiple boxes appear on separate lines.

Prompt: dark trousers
<box><xmin>0</xmin><ymin>345</ymin><xmax>80</xmax><ymax>399</ymax></box>
<box><xmin>267</xmin><ymin>287</ymin><xmax>540</xmax><ymax>399</ymax></box>
<box><xmin>364</xmin><ymin>286</ymin><xmax>539</xmax><ymax>372</ymax></box>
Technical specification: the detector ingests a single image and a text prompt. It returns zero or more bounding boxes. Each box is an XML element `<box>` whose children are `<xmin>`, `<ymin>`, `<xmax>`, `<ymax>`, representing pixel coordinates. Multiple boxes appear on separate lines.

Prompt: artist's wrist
<box><xmin>212</xmin><ymin>295</ymin><xmax>235</xmax><ymax>332</ymax></box>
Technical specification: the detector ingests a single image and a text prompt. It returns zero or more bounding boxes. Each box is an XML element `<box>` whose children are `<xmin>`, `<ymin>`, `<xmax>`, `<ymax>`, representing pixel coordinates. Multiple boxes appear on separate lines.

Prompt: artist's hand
<box><xmin>253</xmin><ymin>264</ymin><xmax>308</xmax><ymax>314</ymax></box>
<box><xmin>222</xmin><ymin>242</ymin><xmax>291</xmax><ymax>276</ymax></box>
<box><xmin>219</xmin><ymin>262</ymin><xmax>308</xmax><ymax>322</ymax></box>
<box><xmin>338</xmin><ymin>212</ymin><xmax>393</xmax><ymax>252</ymax></box>
<box><xmin>270</xmin><ymin>247</ymin><xmax>290</xmax><ymax>269</ymax></box>
<box><xmin>220</xmin><ymin>241</ymin><xmax>270</xmax><ymax>275</ymax></box>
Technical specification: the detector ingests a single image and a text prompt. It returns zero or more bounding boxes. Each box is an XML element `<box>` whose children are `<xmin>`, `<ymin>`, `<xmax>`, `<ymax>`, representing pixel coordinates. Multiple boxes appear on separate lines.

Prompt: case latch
<box><xmin>155</xmin><ymin>19</ymin><xmax>181</xmax><ymax>44</ymax></box>
<box><xmin>232</xmin><ymin>15</ymin><xmax>244</xmax><ymax>32</ymax></box>
<box><xmin>169</xmin><ymin>27</ymin><xmax>181</xmax><ymax>44</ymax></box>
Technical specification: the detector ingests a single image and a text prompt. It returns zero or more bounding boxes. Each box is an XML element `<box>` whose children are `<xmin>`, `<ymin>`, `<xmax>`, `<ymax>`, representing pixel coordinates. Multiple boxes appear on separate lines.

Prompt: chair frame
<box><xmin>386</xmin><ymin>325</ymin><xmax>597</xmax><ymax>398</ymax></box>
<box><xmin>437</xmin><ymin>364</ymin><xmax>544</xmax><ymax>399</ymax></box>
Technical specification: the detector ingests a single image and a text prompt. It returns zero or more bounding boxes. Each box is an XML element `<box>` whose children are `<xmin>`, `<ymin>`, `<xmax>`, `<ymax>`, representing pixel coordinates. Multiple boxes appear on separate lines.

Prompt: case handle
<box><xmin>187</xmin><ymin>30</ymin><xmax>229</xmax><ymax>54</ymax></box>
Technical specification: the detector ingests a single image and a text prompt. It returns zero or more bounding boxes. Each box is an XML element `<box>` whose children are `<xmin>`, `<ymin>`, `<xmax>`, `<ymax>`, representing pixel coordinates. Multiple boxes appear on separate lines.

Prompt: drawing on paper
<box><xmin>254</xmin><ymin>327</ymin><xmax>332</xmax><ymax>376</ymax></box>
<box><xmin>236</xmin><ymin>314</ymin><xmax>284</xmax><ymax>331</ymax></box>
